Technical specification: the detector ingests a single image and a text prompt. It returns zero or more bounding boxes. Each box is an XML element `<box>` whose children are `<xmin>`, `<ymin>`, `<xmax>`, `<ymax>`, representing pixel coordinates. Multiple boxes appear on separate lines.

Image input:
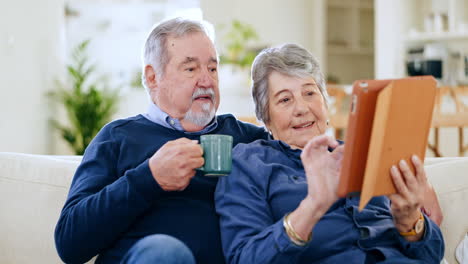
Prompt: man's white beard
<box><xmin>184</xmin><ymin>102</ymin><xmax>215</xmax><ymax>127</ymax></box>
<box><xmin>184</xmin><ymin>88</ymin><xmax>216</xmax><ymax>127</ymax></box>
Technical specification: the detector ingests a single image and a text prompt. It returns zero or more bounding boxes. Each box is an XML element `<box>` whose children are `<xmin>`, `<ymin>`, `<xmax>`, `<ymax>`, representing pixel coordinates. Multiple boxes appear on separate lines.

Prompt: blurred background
<box><xmin>0</xmin><ymin>0</ymin><xmax>467</xmax><ymax>156</ymax></box>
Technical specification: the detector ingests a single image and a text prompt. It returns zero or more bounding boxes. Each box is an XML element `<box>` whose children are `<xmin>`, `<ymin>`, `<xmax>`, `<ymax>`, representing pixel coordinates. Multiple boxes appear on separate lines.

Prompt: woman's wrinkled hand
<box><xmin>301</xmin><ymin>134</ymin><xmax>344</xmax><ymax>213</ymax></box>
<box><xmin>388</xmin><ymin>155</ymin><xmax>427</xmax><ymax>237</ymax></box>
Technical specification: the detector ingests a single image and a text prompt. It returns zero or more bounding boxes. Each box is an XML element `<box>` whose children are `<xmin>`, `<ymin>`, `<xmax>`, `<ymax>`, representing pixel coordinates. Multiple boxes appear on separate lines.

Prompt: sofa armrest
<box><xmin>0</xmin><ymin>152</ymin><xmax>82</xmax><ymax>263</ymax></box>
<box><xmin>425</xmin><ymin>157</ymin><xmax>468</xmax><ymax>264</ymax></box>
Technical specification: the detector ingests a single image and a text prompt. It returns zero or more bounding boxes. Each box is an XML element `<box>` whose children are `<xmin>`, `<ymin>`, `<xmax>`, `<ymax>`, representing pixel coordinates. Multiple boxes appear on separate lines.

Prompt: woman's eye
<box><xmin>279</xmin><ymin>98</ymin><xmax>290</xmax><ymax>103</ymax></box>
<box><xmin>306</xmin><ymin>91</ymin><xmax>315</xmax><ymax>96</ymax></box>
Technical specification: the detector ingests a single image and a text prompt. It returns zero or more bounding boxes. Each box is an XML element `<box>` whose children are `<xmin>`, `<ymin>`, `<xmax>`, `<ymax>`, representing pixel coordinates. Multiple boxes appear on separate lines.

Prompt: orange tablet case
<box><xmin>337</xmin><ymin>76</ymin><xmax>437</xmax><ymax>210</ymax></box>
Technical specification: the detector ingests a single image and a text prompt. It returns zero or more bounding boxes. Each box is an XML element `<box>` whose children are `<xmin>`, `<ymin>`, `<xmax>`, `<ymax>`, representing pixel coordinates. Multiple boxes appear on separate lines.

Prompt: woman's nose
<box><xmin>293</xmin><ymin>98</ymin><xmax>309</xmax><ymax>116</ymax></box>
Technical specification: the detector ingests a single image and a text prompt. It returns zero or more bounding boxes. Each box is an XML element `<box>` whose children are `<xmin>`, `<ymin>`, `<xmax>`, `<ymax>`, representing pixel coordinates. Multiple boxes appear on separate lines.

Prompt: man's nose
<box><xmin>196</xmin><ymin>69</ymin><xmax>215</xmax><ymax>88</ymax></box>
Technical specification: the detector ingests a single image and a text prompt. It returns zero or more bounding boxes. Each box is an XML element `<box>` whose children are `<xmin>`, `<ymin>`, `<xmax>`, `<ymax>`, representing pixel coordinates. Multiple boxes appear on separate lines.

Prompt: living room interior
<box><xmin>1</xmin><ymin>0</ymin><xmax>467</xmax><ymax>157</ymax></box>
<box><xmin>0</xmin><ymin>0</ymin><xmax>467</xmax><ymax>263</ymax></box>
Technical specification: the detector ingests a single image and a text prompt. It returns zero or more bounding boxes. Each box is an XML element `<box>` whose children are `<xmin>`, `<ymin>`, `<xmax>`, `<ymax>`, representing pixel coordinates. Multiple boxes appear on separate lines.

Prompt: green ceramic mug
<box><xmin>198</xmin><ymin>134</ymin><xmax>233</xmax><ymax>176</ymax></box>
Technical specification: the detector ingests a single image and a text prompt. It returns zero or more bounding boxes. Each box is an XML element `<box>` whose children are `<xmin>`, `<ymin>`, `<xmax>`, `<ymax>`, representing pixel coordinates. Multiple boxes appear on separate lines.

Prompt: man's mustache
<box><xmin>191</xmin><ymin>88</ymin><xmax>215</xmax><ymax>102</ymax></box>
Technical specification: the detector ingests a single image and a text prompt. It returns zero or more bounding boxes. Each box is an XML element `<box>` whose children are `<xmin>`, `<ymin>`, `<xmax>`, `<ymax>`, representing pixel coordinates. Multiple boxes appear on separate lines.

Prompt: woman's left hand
<box><xmin>388</xmin><ymin>155</ymin><xmax>427</xmax><ymax>240</ymax></box>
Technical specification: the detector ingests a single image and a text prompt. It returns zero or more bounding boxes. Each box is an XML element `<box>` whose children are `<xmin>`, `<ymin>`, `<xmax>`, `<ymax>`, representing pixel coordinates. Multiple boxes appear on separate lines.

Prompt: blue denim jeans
<box><xmin>121</xmin><ymin>234</ymin><xmax>196</xmax><ymax>264</ymax></box>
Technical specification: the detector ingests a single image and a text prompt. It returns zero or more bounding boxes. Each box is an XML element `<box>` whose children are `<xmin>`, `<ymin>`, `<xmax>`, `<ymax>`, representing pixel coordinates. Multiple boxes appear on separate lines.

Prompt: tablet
<box><xmin>337</xmin><ymin>76</ymin><xmax>437</xmax><ymax>209</ymax></box>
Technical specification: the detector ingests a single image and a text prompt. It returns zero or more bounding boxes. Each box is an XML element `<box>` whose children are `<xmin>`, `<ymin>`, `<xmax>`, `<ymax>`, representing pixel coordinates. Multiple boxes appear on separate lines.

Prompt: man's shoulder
<box><xmin>93</xmin><ymin>115</ymin><xmax>151</xmax><ymax>141</ymax></box>
<box><xmin>105</xmin><ymin>115</ymin><xmax>147</xmax><ymax>129</ymax></box>
<box><xmin>215</xmin><ymin>113</ymin><xmax>238</xmax><ymax>125</ymax></box>
<box><xmin>216</xmin><ymin>114</ymin><xmax>257</xmax><ymax>127</ymax></box>
<box><xmin>215</xmin><ymin>114</ymin><xmax>268</xmax><ymax>140</ymax></box>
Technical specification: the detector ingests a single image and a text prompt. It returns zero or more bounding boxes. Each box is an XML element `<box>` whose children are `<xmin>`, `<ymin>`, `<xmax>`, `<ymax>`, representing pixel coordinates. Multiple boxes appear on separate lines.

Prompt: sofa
<box><xmin>0</xmin><ymin>152</ymin><xmax>467</xmax><ymax>264</ymax></box>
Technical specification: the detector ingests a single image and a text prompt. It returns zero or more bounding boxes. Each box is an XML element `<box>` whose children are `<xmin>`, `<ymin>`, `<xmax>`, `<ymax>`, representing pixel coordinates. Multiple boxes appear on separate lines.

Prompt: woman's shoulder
<box><xmin>232</xmin><ymin>139</ymin><xmax>288</xmax><ymax>173</ymax></box>
<box><xmin>222</xmin><ymin>140</ymin><xmax>283</xmax><ymax>191</ymax></box>
<box><xmin>233</xmin><ymin>139</ymin><xmax>282</xmax><ymax>156</ymax></box>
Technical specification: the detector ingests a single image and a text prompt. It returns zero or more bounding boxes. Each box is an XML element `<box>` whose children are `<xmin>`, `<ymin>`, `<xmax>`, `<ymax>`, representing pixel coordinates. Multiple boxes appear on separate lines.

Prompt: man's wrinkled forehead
<box><xmin>166</xmin><ymin>32</ymin><xmax>214</xmax><ymax>49</ymax></box>
<box><xmin>165</xmin><ymin>34</ymin><xmax>217</xmax><ymax>64</ymax></box>
<box><xmin>180</xmin><ymin>56</ymin><xmax>218</xmax><ymax>65</ymax></box>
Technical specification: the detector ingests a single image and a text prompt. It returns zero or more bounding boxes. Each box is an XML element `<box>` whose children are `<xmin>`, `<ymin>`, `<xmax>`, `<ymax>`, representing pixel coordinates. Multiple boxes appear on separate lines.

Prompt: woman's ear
<box><xmin>264</xmin><ymin>123</ymin><xmax>275</xmax><ymax>138</ymax></box>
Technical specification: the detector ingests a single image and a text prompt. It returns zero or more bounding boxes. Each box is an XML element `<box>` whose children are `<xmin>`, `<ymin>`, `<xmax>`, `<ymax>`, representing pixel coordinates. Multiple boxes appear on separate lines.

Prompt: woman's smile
<box><xmin>292</xmin><ymin>121</ymin><xmax>315</xmax><ymax>130</ymax></box>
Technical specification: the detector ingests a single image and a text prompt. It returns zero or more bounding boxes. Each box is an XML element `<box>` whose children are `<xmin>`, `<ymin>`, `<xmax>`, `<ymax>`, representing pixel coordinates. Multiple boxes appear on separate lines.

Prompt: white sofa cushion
<box><xmin>0</xmin><ymin>153</ymin><xmax>466</xmax><ymax>263</ymax></box>
<box><xmin>0</xmin><ymin>153</ymin><xmax>81</xmax><ymax>264</ymax></box>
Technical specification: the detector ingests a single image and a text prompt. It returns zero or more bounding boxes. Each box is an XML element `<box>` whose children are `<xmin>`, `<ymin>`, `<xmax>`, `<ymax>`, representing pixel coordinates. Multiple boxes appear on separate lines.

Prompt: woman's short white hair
<box><xmin>141</xmin><ymin>17</ymin><xmax>214</xmax><ymax>91</ymax></box>
<box><xmin>251</xmin><ymin>43</ymin><xmax>329</xmax><ymax>124</ymax></box>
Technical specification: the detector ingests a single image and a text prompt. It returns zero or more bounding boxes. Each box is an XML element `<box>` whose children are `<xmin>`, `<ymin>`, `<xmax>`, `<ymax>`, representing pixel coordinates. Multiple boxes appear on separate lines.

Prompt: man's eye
<box><xmin>186</xmin><ymin>68</ymin><xmax>195</xmax><ymax>72</ymax></box>
<box><xmin>210</xmin><ymin>67</ymin><xmax>217</xmax><ymax>72</ymax></box>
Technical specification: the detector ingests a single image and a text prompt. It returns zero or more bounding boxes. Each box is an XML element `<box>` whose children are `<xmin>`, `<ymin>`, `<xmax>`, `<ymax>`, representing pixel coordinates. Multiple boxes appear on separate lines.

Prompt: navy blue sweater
<box><xmin>54</xmin><ymin>114</ymin><xmax>268</xmax><ymax>264</ymax></box>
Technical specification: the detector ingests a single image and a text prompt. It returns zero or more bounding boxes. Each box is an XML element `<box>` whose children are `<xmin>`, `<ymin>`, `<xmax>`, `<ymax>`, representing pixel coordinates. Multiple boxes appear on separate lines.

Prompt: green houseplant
<box><xmin>219</xmin><ymin>19</ymin><xmax>259</xmax><ymax>70</ymax></box>
<box><xmin>218</xmin><ymin>20</ymin><xmax>261</xmax><ymax>97</ymax></box>
<box><xmin>49</xmin><ymin>40</ymin><xmax>119</xmax><ymax>155</ymax></box>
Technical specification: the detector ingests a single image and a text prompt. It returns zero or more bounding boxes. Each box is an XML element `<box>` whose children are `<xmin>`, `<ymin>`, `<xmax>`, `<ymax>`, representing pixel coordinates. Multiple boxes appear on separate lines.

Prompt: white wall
<box><xmin>0</xmin><ymin>0</ymin><xmax>197</xmax><ymax>155</ymax></box>
<box><xmin>200</xmin><ymin>0</ymin><xmax>325</xmax><ymax>119</ymax></box>
<box><xmin>374</xmin><ymin>0</ymin><xmax>406</xmax><ymax>79</ymax></box>
<box><xmin>375</xmin><ymin>0</ymin><xmax>467</xmax><ymax>157</ymax></box>
<box><xmin>0</xmin><ymin>0</ymin><xmax>65</xmax><ymax>154</ymax></box>
<box><xmin>201</xmin><ymin>0</ymin><xmax>325</xmax><ymax>64</ymax></box>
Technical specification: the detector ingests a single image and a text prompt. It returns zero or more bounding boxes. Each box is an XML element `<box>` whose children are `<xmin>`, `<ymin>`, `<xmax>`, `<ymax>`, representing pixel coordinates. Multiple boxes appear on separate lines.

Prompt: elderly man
<box><xmin>54</xmin><ymin>18</ymin><xmax>268</xmax><ymax>264</ymax></box>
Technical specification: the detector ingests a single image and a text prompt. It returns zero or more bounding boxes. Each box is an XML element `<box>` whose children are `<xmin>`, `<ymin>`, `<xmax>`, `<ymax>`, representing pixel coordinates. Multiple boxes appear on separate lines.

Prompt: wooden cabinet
<box><xmin>406</xmin><ymin>0</ymin><xmax>468</xmax><ymax>43</ymax></box>
<box><xmin>325</xmin><ymin>0</ymin><xmax>375</xmax><ymax>84</ymax></box>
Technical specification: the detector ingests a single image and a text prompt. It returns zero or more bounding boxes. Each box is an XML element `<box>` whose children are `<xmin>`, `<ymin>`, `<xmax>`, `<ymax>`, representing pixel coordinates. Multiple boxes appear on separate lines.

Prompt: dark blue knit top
<box><xmin>215</xmin><ymin>139</ymin><xmax>444</xmax><ymax>264</ymax></box>
<box><xmin>54</xmin><ymin>114</ymin><xmax>268</xmax><ymax>264</ymax></box>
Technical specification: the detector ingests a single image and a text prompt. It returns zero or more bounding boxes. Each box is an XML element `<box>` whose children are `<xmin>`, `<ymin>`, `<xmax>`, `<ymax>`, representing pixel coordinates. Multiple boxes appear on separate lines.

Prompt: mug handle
<box><xmin>196</xmin><ymin>140</ymin><xmax>205</xmax><ymax>171</ymax></box>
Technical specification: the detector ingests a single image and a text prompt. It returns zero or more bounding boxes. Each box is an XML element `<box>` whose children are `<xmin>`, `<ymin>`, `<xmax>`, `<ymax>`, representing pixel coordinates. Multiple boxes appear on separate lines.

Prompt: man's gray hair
<box><xmin>251</xmin><ymin>43</ymin><xmax>329</xmax><ymax>124</ymax></box>
<box><xmin>141</xmin><ymin>17</ymin><xmax>214</xmax><ymax>90</ymax></box>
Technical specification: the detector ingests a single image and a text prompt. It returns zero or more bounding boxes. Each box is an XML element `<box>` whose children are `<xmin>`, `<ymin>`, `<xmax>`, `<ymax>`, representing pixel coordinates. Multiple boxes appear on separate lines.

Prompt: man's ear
<box><xmin>144</xmin><ymin>65</ymin><xmax>158</xmax><ymax>91</ymax></box>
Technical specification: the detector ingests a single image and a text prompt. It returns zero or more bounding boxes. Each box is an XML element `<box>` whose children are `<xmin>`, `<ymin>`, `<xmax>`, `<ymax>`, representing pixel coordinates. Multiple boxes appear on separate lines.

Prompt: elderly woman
<box><xmin>215</xmin><ymin>44</ymin><xmax>444</xmax><ymax>264</ymax></box>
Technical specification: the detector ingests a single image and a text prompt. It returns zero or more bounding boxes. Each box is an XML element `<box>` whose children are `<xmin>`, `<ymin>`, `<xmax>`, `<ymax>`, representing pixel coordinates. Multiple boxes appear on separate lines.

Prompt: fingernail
<box><xmin>391</xmin><ymin>165</ymin><xmax>398</xmax><ymax>174</ymax></box>
<box><xmin>399</xmin><ymin>159</ymin><xmax>407</xmax><ymax>167</ymax></box>
<box><xmin>412</xmin><ymin>155</ymin><xmax>419</xmax><ymax>163</ymax></box>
